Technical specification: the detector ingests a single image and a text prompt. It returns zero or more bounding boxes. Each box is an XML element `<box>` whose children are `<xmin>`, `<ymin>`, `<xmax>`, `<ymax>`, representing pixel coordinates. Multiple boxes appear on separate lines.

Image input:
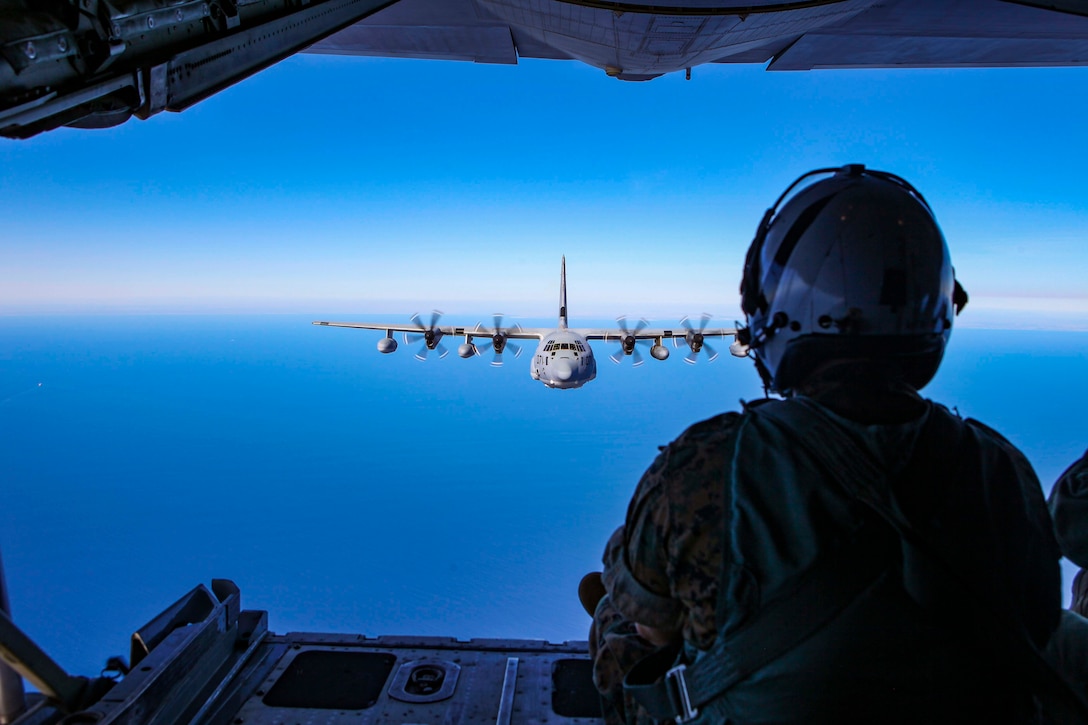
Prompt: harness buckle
<box><xmin>665</xmin><ymin>664</ymin><xmax>699</xmax><ymax>724</ymax></box>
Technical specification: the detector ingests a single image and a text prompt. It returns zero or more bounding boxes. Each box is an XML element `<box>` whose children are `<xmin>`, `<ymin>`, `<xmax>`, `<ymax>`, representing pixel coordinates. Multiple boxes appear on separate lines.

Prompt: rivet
<box><xmin>23</xmin><ymin>41</ymin><xmax>36</xmax><ymax>60</ymax></box>
<box><xmin>147</xmin><ymin>15</ymin><xmax>155</xmax><ymax>28</ymax></box>
<box><xmin>57</xmin><ymin>36</ymin><xmax>68</xmax><ymax>52</ymax></box>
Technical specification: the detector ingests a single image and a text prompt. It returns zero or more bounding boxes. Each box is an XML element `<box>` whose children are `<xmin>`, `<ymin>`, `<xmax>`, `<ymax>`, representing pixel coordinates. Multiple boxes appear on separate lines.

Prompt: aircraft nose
<box><xmin>554</xmin><ymin>360</ymin><xmax>573</xmax><ymax>381</ymax></box>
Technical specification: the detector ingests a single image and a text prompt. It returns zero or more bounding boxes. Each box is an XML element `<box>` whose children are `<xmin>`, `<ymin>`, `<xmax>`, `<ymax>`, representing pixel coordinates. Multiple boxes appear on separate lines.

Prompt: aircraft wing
<box><xmin>573</xmin><ymin>319</ymin><xmax>744</xmax><ymax>364</ymax></box>
<box><xmin>313</xmin><ymin>319</ymin><xmax>739</xmax><ymax>342</ymax></box>
<box><xmin>575</xmin><ymin>326</ymin><xmax>738</xmax><ymax>343</ymax></box>
<box><xmin>312</xmin><ymin>319</ymin><xmax>549</xmax><ymax>340</ymax></box>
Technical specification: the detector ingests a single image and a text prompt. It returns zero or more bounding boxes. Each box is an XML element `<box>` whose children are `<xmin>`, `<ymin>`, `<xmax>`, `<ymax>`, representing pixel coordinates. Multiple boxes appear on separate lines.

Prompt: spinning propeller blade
<box><xmin>405</xmin><ymin>310</ymin><xmax>445</xmax><ymax>361</ymax></box>
<box><xmin>677</xmin><ymin>313</ymin><xmax>718</xmax><ymax>364</ymax></box>
<box><xmin>474</xmin><ymin>314</ymin><xmax>523</xmax><ymax>367</ymax></box>
<box><xmin>610</xmin><ymin>316</ymin><xmax>649</xmax><ymax>366</ymax></box>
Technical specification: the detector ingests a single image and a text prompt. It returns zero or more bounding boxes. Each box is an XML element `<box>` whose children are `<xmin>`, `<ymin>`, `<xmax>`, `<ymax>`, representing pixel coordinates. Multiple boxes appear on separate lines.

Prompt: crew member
<box><xmin>589</xmin><ymin>165</ymin><xmax>1071</xmax><ymax>724</ymax></box>
<box><xmin>1051</xmin><ymin>450</ymin><xmax>1088</xmax><ymax>614</ymax></box>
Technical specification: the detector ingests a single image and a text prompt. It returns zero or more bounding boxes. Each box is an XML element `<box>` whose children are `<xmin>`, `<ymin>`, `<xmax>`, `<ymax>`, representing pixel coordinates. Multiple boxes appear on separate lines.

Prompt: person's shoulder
<box><xmin>925</xmin><ymin>400</ymin><xmax>1039</xmax><ymax>479</ymax></box>
<box><xmin>658</xmin><ymin>409</ymin><xmax>745</xmax><ymax>466</ymax></box>
<box><xmin>632</xmin><ymin>409</ymin><xmax>745</xmax><ymax>497</ymax></box>
<box><xmin>925</xmin><ymin>400</ymin><xmax>1022</xmax><ymax>453</ymax></box>
<box><xmin>674</xmin><ymin>409</ymin><xmax>746</xmax><ymax>444</ymax></box>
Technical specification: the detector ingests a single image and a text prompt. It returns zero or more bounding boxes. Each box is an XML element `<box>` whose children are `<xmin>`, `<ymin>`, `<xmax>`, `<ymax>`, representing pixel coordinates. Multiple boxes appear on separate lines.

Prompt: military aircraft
<box><xmin>313</xmin><ymin>257</ymin><xmax>741</xmax><ymax>389</ymax></box>
<box><xmin>4</xmin><ymin>0</ymin><xmax>1088</xmax><ymax>138</ymax></box>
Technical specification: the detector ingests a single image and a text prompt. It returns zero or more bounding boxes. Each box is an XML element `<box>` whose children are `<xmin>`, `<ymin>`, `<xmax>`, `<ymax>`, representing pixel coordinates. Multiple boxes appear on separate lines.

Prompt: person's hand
<box><xmin>635</xmin><ymin>622</ymin><xmax>681</xmax><ymax>647</ymax></box>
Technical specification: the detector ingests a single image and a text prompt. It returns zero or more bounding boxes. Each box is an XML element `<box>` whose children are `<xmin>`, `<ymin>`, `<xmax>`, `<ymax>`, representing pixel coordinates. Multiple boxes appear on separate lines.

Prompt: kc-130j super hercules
<box><xmin>5</xmin><ymin>1</ymin><xmax>1088</xmax><ymax>139</ymax></box>
<box><xmin>313</xmin><ymin>257</ymin><xmax>742</xmax><ymax>389</ymax></box>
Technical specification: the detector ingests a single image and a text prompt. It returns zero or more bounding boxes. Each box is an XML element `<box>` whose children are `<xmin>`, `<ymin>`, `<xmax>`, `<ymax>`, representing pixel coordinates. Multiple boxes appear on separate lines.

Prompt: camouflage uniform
<box><xmin>592</xmin><ymin>391</ymin><xmax>1061</xmax><ymax>724</ymax></box>
<box><xmin>590</xmin><ymin>412</ymin><xmax>739</xmax><ymax>725</ymax></box>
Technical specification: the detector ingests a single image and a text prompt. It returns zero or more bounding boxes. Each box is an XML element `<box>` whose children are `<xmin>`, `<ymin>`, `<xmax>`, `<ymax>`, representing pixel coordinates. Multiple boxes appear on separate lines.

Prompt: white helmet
<box><xmin>739</xmin><ymin>164</ymin><xmax>968</xmax><ymax>394</ymax></box>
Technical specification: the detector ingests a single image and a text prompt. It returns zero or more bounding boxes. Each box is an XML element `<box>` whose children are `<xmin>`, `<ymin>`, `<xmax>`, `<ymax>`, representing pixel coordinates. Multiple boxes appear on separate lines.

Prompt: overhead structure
<box><xmin>4</xmin><ymin>0</ymin><xmax>1088</xmax><ymax>137</ymax></box>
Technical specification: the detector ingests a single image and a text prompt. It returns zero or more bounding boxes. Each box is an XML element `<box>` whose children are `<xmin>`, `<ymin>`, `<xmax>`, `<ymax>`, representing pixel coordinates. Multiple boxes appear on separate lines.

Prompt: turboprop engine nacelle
<box><xmin>377</xmin><ymin>337</ymin><xmax>398</xmax><ymax>354</ymax></box>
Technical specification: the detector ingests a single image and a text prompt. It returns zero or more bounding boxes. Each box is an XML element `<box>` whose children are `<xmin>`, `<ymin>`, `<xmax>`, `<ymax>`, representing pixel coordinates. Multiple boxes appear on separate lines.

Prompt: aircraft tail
<box><xmin>559</xmin><ymin>256</ymin><xmax>568</xmax><ymax>329</ymax></box>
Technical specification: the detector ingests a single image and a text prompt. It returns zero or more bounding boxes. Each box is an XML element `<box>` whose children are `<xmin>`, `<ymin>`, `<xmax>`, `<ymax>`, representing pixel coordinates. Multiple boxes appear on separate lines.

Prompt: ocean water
<box><xmin>0</xmin><ymin>315</ymin><xmax>1085</xmax><ymax>678</ymax></box>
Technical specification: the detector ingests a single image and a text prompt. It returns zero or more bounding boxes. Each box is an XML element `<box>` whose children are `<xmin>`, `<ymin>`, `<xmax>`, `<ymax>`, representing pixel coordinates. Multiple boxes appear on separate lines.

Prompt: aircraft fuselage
<box><xmin>530</xmin><ymin>331</ymin><xmax>597</xmax><ymax>390</ymax></box>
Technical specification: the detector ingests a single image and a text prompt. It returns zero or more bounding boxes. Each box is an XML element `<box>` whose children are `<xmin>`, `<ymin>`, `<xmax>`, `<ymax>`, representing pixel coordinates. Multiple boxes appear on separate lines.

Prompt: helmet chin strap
<box><xmin>752</xmin><ymin>355</ymin><xmax>775</xmax><ymax>398</ymax></box>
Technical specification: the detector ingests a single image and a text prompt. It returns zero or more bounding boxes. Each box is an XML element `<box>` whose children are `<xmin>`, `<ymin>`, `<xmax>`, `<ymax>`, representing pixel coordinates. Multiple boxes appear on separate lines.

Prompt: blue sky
<box><xmin>2</xmin><ymin>55</ymin><xmax>1088</xmax><ymax>328</ymax></box>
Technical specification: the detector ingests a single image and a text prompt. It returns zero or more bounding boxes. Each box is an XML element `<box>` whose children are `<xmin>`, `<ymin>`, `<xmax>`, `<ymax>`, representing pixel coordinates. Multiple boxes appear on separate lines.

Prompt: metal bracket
<box><xmin>665</xmin><ymin>664</ymin><xmax>699</xmax><ymax>724</ymax></box>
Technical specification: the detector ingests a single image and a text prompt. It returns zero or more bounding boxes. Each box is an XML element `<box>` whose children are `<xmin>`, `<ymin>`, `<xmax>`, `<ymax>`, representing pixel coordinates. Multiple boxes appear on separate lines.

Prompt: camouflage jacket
<box><xmin>597</xmin><ymin>394</ymin><xmax>1061</xmax><ymax>722</ymax></box>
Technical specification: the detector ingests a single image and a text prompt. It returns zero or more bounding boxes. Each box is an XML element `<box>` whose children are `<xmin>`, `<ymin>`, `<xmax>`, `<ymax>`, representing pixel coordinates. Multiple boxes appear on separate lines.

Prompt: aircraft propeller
<box><xmin>609</xmin><ymin>316</ymin><xmax>650</xmax><ymax>367</ymax></box>
<box><xmin>675</xmin><ymin>313</ymin><xmax>720</xmax><ymax>365</ymax></box>
<box><xmin>404</xmin><ymin>310</ymin><xmax>449</xmax><ymax>361</ymax></box>
<box><xmin>474</xmin><ymin>314</ymin><xmax>523</xmax><ymax>367</ymax></box>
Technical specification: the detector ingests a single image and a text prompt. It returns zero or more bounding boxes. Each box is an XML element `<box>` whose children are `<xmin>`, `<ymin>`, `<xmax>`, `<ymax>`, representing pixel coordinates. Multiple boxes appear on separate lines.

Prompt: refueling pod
<box><xmin>377</xmin><ymin>336</ymin><xmax>397</xmax><ymax>354</ymax></box>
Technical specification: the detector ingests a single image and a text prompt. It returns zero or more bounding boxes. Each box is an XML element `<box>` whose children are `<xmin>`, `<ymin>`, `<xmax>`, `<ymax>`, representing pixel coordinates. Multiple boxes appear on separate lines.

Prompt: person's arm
<box><xmin>601</xmin><ymin>448</ymin><xmax>684</xmax><ymax>642</ymax></box>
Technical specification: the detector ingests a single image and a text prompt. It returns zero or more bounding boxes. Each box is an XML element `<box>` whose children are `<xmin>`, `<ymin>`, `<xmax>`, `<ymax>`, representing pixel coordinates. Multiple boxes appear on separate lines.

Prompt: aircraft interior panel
<box><xmin>234</xmin><ymin>637</ymin><xmax>602</xmax><ymax>725</ymax></box>
<box><xmin>0</xmin><ymin>580</ymin><xmax>603</xmax><ymax>725</ymax></box>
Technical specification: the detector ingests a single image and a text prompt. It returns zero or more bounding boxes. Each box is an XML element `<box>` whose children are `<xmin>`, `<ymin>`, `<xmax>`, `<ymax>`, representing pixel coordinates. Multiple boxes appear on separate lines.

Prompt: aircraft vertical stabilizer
<box><xmin>559</xmin><ymin>256</ymin><xmax>568</xmax><ymax>330</ymax></box>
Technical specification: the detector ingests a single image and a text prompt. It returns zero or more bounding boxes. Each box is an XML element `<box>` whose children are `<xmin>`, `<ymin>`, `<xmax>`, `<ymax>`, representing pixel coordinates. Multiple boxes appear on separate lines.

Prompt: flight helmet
<box><xmin>739</xmin><ymin>164</ymin><xmax>968</xmax><ymax>394</ymax></box>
